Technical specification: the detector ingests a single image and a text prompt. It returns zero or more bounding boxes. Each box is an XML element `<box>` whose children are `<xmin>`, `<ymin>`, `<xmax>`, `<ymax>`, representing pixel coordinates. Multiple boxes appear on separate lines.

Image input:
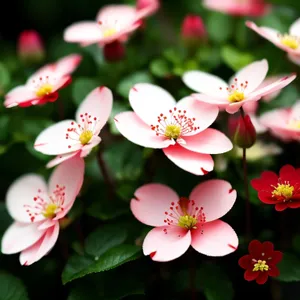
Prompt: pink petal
<box><xmin>291</xmin><ymin>101</ymin><xmax>300</xmax><ymax>120</ymax></box>
<box><xmin>176</xmin><ymin>97</ymin><xmax>219</xmax><ymax>134</ymax></box>
<box><xmin>75</xmin><ymin>86</ymin><xmax>113</xmax><ymax>134</ymax></box>
<box><xmin>4</xmin><ymin>85</ymin><xmax>37</xmax><ymax>108</ymax></box>
<box><xmin>143</xmin><ymin>226</ymin><xmax>191</xmax><ymax>262</ymax></box>
<box><xmin>64</xmin><ymin>21</ymin><xmax>102</xmax><ymax>46</ymax></box>
<box><xmin>38</xmin><ymin>219</ymin><xmax>56</xmax><ymax>230</ymax></box>
<box><xmin>129</xmin><ymin>83</ymin><xmax>176</xmax><ymax>126</ymax></box>
<box><xmin>163</xmin><ymin>144</ymin><xmax>214</xmax><ymax>175</ymax></box>
<box><xmin>135</xmin><ymin>0</ymin><xmax>159</xmax><ymax>19</ymax></box>
<box><xmin>243</xmin><ymin>100</ymin><xmax>258</xmax><ymax>114</ymax></box>
<box><xmin>289</xmin><ymin>18</ymin><xmax>300</xmax><ymax>36</ymax></box>
<box><xmin>6</xmin><ymin>174</ymin><xmax>47</xmax><ymax>223</ymax></box>
<box><xmin>231</xmin><ymin>59</ymin><xmax>268</xmax><ymax>94</ymax></box>
<box><xmin>114</xmin><ymin>111</ymin><xmax>171</xmax><ymax>149</ymax></box>
<box><xmin>53</xmin><ymin>54</ymin><xmax>82</xmax><ymax>76</ymax></box>
<box><xmin>96</xmin><ymin>5</ymin><xmax>136</xmax><ymax>25</ymax></box>
<box><xmin>181</xmin><ymin>128</ymin><xmax>232</xmax><ymax>154</ymax></box>
<box><xmin>260</xmin><ymin>109</ymin><xmax>290</xmax><ymax>129</ymax></box>
<box><xmin>46</xmin><ymin>151</ymin><xmax>79</xmax><ymax>168</ymax></box>
<box><xmin>80</xmin><ymin>136</ymin><xmax>101</xmax><ymax>157</ymax></box>
<box><xmin>192</xmin><ymin>93</ymin><xmax>228</xmax><ymax>105</ymax></box>
<box><xmin>258</xmin><ymin>75</ymin><xmax>285</xmax><ymax>102</ymax></box>
<box><xmin>182</xmin><ymin>71</ymin><xmax>228</xmax><ymax>98</ymax></box>
<box><xmin>189</xmin><ymin>180</ymin><xmax>237</xmax><ymax>222</ymax></box>
<box><xmin>288</xmin><ymin>53</ymin><xmax>300</xmax><ymax>66</ymax></box>
<box><xmin>51</xmin><ymin>75</ymin><xmax>72</xmax><ymax>92</ymax></box>
<box><xmin>130</xmin><ymin>183</ymin><xmax>180</xmax><ymax>227</ymax></box>
<box><xmin>48</xmin><ymin>155</ymin><xmax>84</xmax><ymax>218</ymax></box>
<box><xmin>1</xmin><ymin>222</ymin><xmax>46</xmax><ymax>254</ymax></box>
<box><xmin>19</xmin><ymin>222</ymin><xmax>59</xmax><ymax>266</ymax></box>
<box><xmin>191</xmin><ymin>220</ymin><xmax>238</xmax><ymax>256</ymax></box>
<box><xmin>249</xmin><ymin>113</ymin><xmax>267</xmax><ymax>134</ymax></box>
<box><xmin>226</xmin><ymin>101</ymin><xmax>247</xmax><ymax>114</ymax></box>
<box><xmin>34</xmin><ymin>120</ymin><xmax>83</xmax><ymax>155</ymax></box>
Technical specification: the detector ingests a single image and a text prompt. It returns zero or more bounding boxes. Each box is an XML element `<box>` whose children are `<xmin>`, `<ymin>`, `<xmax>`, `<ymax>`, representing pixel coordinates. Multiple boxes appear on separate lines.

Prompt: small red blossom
<box><xmin>251</xmin><ymin>165</ymin><xmax>300</xmax><ymax>211</ymax></box>
<box><xmin>181</xmin><ymin>15</ymin><xmax>207</xmax><ymax>46</ymax></box>
<box><xmin>239</xmin><ymin>240</ymin><xmax>283</xmax><ymax>284</ymax></box>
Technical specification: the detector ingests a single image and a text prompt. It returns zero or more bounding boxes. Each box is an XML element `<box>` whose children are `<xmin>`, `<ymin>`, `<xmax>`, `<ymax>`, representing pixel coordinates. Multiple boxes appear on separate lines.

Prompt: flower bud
<box><xmin>103</xmin><ymin>41</ymin><xmax>125</xmax><ymax>62</ymax></box>
<box><xmin>18</xmin><ymin>30</ymin><xmax>45</xmax><ymax>64</ymax></box>
<box><xmin>229</xmin><ymin>114</ymin><xmax>256</xmax><ymax>149</ymax></box>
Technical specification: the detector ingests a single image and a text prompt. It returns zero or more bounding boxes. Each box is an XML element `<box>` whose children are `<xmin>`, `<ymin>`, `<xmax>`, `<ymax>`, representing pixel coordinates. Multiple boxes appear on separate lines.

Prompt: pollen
<box><xmin>228</xmin><ymin>90</ymin><xmax>245</xmax><ymax>103</ymax></box>
<box><xmin>43</xmin><ymin>203</ymin><xmax>58</xmax><ymax>219</ymax></box>
<box><xmin>288</xmin><ymin>120</ymin><xmax>300</xmax><ymax>129</ymax></box>
<box><xmin>103</xmin><ymin>28</ymin><xmax>117</xmax><ymax>38</ymax></box>
<box><xmin>35</xmin><ymin>83</ymin><xmax>53</xmax><ymax>97</ymax></box>
<box><xmin>79</xmin><ymin>130</ymin><xmax>93</xmax><ymax>145</ymax></box>
<box><xmin>164</xmin><ymin>124</ymin><xmax>181</xmax><ymax>140</ymax></box>
<box><xmin>253</xmin><ymin>260</ymin><xmax>269</xmax><ymax>272</ymax></box>
<box><xmin>280</xmin><ymin>34</ymin><xmax>299</xmax><ymax>50</ymax></box>
<box><xmin>178</xmin><ymin>215</ymin><xmax>198</xmax><ymax>230</ymax></box>
<box><xmin>272</xmin><ymin>183</ymin><xmax>294</xmax><ymax>199</ymax></box>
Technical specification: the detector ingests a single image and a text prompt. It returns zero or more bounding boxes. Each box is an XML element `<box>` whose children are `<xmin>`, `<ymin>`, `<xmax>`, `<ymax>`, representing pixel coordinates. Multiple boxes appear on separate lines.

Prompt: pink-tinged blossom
<box><xmin>34</xmin><ymin>86</ymin><xmax>113</xmax><ymax>168</ymax></box>
<box><xmin>1</xmin><ymin>156</ymin><xmax>84</xmax><ymax>265</ymax></box>
<box><xmin>260</xmin><ymin>101</ymin><xmax>300</xmax><ymax>142</ymax></box>
<box><xmin>181</xmin><ymin>14</ymin><xmax>206</xmax><ymax>41</ymax></box>
<box><xmin>182</xmin><ymin>59</ymin><xmax>296</xmax><ymax>114</ymax></box>
<box><xmin>203</xmin><ymin>0</ymin><xmax>271</xmax><ymax>17</ymax></box>
<box><xmin>114</xmin><ymin>83</ymin><xmax>232</xmax><ymax>175</ymax></box>
<box><xmin>136</xmin><ymin>0</ymin><xmax>159</xmax><ymax>17</ymax></box>
<box><xmin>246</xmin><ymin>19</ymin><xmax>300</xmax><ymax>66</ymax></box>
<box><xmin>4</xmin><ymin>54</ymin><xmax>82</xmax><ymax>108</ymax></box>
<box><xmin>131</xmin><ymin>180</ymin><xmax>238</xmax><ymax>261</ymax></box>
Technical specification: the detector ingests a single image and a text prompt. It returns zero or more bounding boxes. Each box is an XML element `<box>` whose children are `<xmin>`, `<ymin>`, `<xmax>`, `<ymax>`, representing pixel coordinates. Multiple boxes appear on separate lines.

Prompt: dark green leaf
<box><xmin>0</xmin><ymin>63</ymin><xmax>10</xmax><ymax>89</ymax></box>
<box><xmin>72</xmin><ymin>78</ymin><xmax>99</xmax><ymax>106</ymax></box>
<box><xmin>0</xmin><ymin>272</ymin><xmax>29</xmax><ymax>300</ymax></box>
<box><xmin>276</xmin><ymin>253</ymin><xmax>300</xmax><ymax>282</ymax></box>
<box><xmin>150</xmin><ymin>59</ymin><xmax>171</xmax><ymax>78</ymax></box>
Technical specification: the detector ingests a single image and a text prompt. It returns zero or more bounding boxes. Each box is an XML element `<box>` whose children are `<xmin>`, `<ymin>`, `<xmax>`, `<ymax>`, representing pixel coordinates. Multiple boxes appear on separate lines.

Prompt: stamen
<box><xmin>223</xmin><ymin>78</ymin><xmax>248</xmax><ymax>103</ymax></box>
<box><xmin>272</xmin><ymin>182</ymin><xmax>294</xmax><ymax>200</ymax></box>
<box><xmin>253</xmin><ymin>260</ymin><xmax>269</xmax><ymax>272</ymax></box>
<box><xmin>279</xmin><ymin>33</ymin><xmax>300</xmax><ymax>50</ymax></box>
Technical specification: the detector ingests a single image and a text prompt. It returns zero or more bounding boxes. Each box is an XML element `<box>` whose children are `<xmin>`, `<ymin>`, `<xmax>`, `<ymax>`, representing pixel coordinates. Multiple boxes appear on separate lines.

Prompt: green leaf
<box><xmin>0</xmin><ymin>63</ymin><xmax>11</xmax><ymax>90</ymax></box>
<box><xmin>150</xmin><ymin>59</ymin><xmax>171</xmax><ymax>78</ymax></box>
<box><xmin>72</xmin><ymin>78</ymin><xmax>99</xmax><ymax>106</ymax></box>
<box><xmin>276</xmin><ymin>253</ymin><xmax>300</xmax><ymax>282</ymax></box>
<box><xmin>0</xmin><ymin>272</ymin><xmax>29</xmax><ymax>300</ymax></box>
<box><xmin>0</xmin><ymin>203</ymin><xmax>12</xmax><ymax>239</ymax></box>
<box><xmin>0</xmin><ymin>115</ymin><xmax>9</xmax><ymax>141</ymax></box>
<box><xmin>62</xmin><ymin>245</ymin><xmax>141</xmax><ymax>284</ymax></box>
<box><xmin>85</xmin><ymin>224</ymin><xmax>127</xmax><ymax>258</ymax></box>
<box><xmin>108</xmin><ymin>101</ymin><xmax>130</xmax><ymax>135</ymax></box>
<box><xmin>293</xmin><ymin>235</ymin><xmax>300</xmax><ymax>253</ymax></box>
<box><xmin>116</xmin><ymin>71</ymin><xmax>153</xmax><ymax>98</ymax></box>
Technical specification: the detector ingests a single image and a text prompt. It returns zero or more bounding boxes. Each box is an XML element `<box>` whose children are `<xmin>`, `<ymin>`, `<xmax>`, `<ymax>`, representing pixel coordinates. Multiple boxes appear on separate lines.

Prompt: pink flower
<box><xmin>34</xmin><ymin>86</ymin><xmax>113</xmax><ymax>168</ymax></box>
<box><xmin>131</xmin><ymin>180</ymin><xmax>238</xmax><ymax>261</ymax></box>
<box><xmin>136</xmin><ymin>0</ymin><xmax>160</xmax><ymax>17</ymax></box>
<box><xmin>246</xmin><ymin>19</ymin><xmax>300</xmax><ymax>65</ymax></box>
<box><xmin>18</xmin><ymin>30</ymin><xmax>45</xmax><ymax>64</ymax></box>
<box><xmin>259</xmin><ymin>101</ymin><xmax>300</xmax><ymax>142</ymax></box>
<box><xmin>4</xmin><ymin>54</ymin><xmax>82</xmax><ymax>108</ymax></box>
<box><xmin>114</xmin><ymin>84</ymin><xmax>233</xmax><ymax>175</ymax></box>
<box><xmin>203</xmin><ymin>0</ymin><xmax>271</xmax><ymax>17</ymax></box>
<box><xmin>181</xmin><ymin>15</ymin><xmax>207</xmax><ymax>46</ymax></box>
<box><xmin>182</xmin><ymin>59</ymin><xmax>296</xmax><ymax>114</ymax></box>
<box><xmin>1</xmin><ymin>156</ymin><xmax>84</xmax><ymax>265</ymax></box>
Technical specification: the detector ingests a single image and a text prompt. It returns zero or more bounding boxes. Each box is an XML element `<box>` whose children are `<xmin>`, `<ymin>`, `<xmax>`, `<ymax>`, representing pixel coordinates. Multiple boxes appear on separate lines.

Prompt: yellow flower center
<box><xmin>178</xmin><ymin>215</ymin><xmax>198</xmax><ymax>230</ymax></box>
<box><xmin>281</xmin><ymin>35</ymin><xmax>299</xmax><ymax>50</ymax></box>
<box><xmin>272</xmin><ymin>183</ymin><xmax>294</xmax><ymax>199</ymax></box>
<box><xmin>228</xmin><ymin>90</ymin><xmax>245</xmax><ymax>103</ymax></box>
<box><xmin>43</xmin><ymin>203</ymin><xmax>58</xmax><ymax>219</ymax></box>
<box><xmin>253</xmin><ymin>260</ymin><xmax>269</xmax><ymax>272</ymax></box>
<box><xmin>164</xmin><ymin>124</ymin><xmax>181</xmax><ymax>140</ymax></box>
<box><xmin>79</xmin><ymin>130</ymin><xmax>93</xmax><ymax>145</ymax></box>
<box><xmin>103</xmin><ymin>28</ymin><xmax>117</xmax><ymax>38</ymax></box>
<box><xmin>36</xmin><ymin>83</ymin><xmax>53</xmax><ymax>97</ymax></box>
<box><xmin>288</xmin><ymin>120</ymin><xmax>300</xmax><ymax>129</ymax></box>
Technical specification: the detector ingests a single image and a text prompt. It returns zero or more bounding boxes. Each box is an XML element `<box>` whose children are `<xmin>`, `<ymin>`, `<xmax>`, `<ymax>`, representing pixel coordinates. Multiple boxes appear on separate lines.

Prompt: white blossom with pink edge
<box><xmin>182</xmin><ymin>59</ymin><xmax>296</xmax><ymax>114</ymax></box>
<box><xmin>246</xmin><ymin>19</ymin><xmax>300</xmax><ymax>66</ymax></box>
<box><xmin>114</xmin><ymin>83</ymin><xmax>232</xmax><ymax>175</ymax></box>
<box><xmin>34</xmin><ymin>86</ymin><xmax>113</xmax><ymax>168</ymax></box>
<box><xmin>1</xmin><ymin>156</ymin><xmax>84</xmax><ymax>266</ymax></box>
<box><xmin>259</xmin><ymin>101</ymin><xmax>300</xmax><ymax>142</ymax></box>
<box><xmin>4</xmin><ymin>54</ymin><xmax>82</xmax><ymax>108</ymax></box>
<box><xmin>130</xmin><ymin>180</ymin><xmax>238</xmax><ymax>262</ymax></box>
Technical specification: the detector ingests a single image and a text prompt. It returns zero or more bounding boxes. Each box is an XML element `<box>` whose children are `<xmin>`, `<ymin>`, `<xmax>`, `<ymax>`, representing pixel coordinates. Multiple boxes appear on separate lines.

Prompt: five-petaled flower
<box><xmin>182</xmin><ymin>59</ymin><xmax>296</xmax><ymax>114</ymax></box>
<box><xmin>131</xmin><ymin>180</ymin><xmax>238</xmax><ymax>261</ymax></box>
<box><xmin>239</xmin><ymin>240</ymin><xmax>283</xmax><ymax>284</ymax></box>
<box><xmin>114</xmin><ymin>83</ymin><xmax>233</xmax><ymax>175</ymax></box>
<box><xmin>251</xmin><ymin>164</ymin><xmax>300</xmax><ymax>211</ymax></box>
<box><xmin>1</xmin><ymin>156</ymin><xmax>84</xmax><ymax>265</ymax></box>
<box><xmin>4</xmin><ymin>54</ymin><xmax>81</xmax><ymax>108</ymax></box>
<box><xmin>34</xmin><ymin>86</ymin><xmax>113</xmax><ymax>168</ymax></box>
<box><xmin>247</xmin><ymin>18</ymin><xmax>300</xmax><ymax>66</ymax></box>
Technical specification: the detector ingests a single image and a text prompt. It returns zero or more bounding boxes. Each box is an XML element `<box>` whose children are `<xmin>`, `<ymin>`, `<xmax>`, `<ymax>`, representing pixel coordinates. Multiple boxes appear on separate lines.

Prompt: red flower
<box><xmin>251</xmin><ymin>165</ymin><xmax>300</xmax><ymax>211</ymax></box>
<box><xmin>238</xmin><ymin>240</ymin><xmax>283</xmax><ymax>284</ymax></box>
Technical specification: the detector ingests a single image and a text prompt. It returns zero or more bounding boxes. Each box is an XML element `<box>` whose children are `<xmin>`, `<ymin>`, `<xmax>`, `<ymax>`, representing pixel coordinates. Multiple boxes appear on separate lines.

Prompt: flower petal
<box><xmin>191</xmin><ymin>220</ymin><xmax>238</xmax><ymax>256</ymax></box>
<box><xmin>239</xmin><ymin>254</ymin><xmax>252</xmax><ymax>269</ymax></box>
<box><xmin>6</xmin><ymin>174</ymin><xmax>47</xmax><ymax>223</ymax></box>
<box><xmin>114</xmin><ymin>112</ymin><xmax>171</xmax><ymax>149</ymax></box>
<box><xmin>75</xmin><ymin>86</ymin><xmax>113</xmax><ymax>134</ymax></box>
<box><xmin>163</xmin><ymin>144</ymin><xmax>214</xmax><ymax>175</ymax></box>
<box><xmin>129</xmin><ymin>83</ymin><xmax>176</xmax><ymax>126</ymax></box>
<box><xmin>248</xmin><ymin>240</ymin><xmax>263</xmax><ymax>258</ymax></box>
<box><xmin>189</xmin><ymin>180</ymin><xmax>237</xmax><ymax>222</ymax></box>
<box><xmin>288</xmin><ymin>53</ymin><xmax>300</xmax><ymax>66</ymax></box>
<box><xmin>251</xmin><ymin>171</ymin><xmax>278</xmax><ymax>191</ymax></box>
<box><xmin>175</xmin><ymin>97</ymin><xmax>219</xmax><ymax>134</ymax></box>
<box><xmin>46</xmin><ymin>151</ymin><xmax>79</xmax><ymax>168</ymax></box>
<box><xmin>182</xmin><ymin>71</ymin><xmax>228</xmax><ymax>97</ymax></box>
<box><xmin>270</xmin><ymin>251</ymin><xmax>283</xmax><ymax>265</ymax></box>
<box><xmin>19</xmin><ymin>222</ymin><xmax>59</xmax><ymax>266</ymax></box>
<box><xmin>289</xmin><ymin>18</ymin><xmax>300</xmax><ymax>36</ymax></box>
<box><xmin>34</xmin><ymin>120</ymin><xmax>83</xmax><ymax>155</ymax></box>
<box><xmin>268</xmin><ymin>265</ymin><xmax>280</xmax><ymax>277</ymax></box>
<box><xmin>1</xmin><ymin>222</ymin><xmax>46</xmax><ymax>254</ymax></box>
<box><xmin>80</xmin><ymin>136</ymin><xmax>101</xmax><ymax>157</ymax></box>
<box><xmin>53</xmin><ymin>54</ymin><xmax>82</xmax><ymax>76</ymax></box>
<box><xmin>181</xmin><ymin>128</ymin><xmax>233</xmax><ymax>154</ymax></box>
<box><xmin>262</xmin><ymin>241</ymin><xmax>274</xmax><ymax>257</ymax></box>
<box><xmin>143</xmin><ymin>226</ymin><xmax>191</xmax><ymax>262</ymax></box>
<box><xmin>4</xmin><ymin>85</ymin><xmax>37</xmax><ymax>108</ymax></box>
<box><xmin>48</xmin><ymin>155</ymin><xmax>84</xmax><ymax>218</ymax></box>
<box><xmin>256</xmin><ymin>272</ymin><xmax>269</xmax><ymax>284</ymax></box>
<box><xmin>130</xmin><ymin>183</ymin><xmax>179</xmax><ymax>227</ymax></box>
<box><xmin>244</xmin><ymin>269</ymin><xmax>259</xmax><ymax>281</ymax></box>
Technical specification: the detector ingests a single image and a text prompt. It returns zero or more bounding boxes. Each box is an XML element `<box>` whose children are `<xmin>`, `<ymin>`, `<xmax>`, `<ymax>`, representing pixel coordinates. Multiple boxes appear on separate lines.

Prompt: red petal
<box><xmin>279</xmin><ymin>165</ymin><xmax>297</xmax><ymax>183</ymax></box>
<box><xmin>287</xmin><ymin>201</ymin><xmax>300</xmax><ymax>209</ymax></box>
<box><xmin>238</xmin><ymin>255</ymin><xmax>252</xmax><ymax>269</ymax></box>
<box><xmin>268</xmin><ymin>265</ymin><xmax>280</xmax><ymax>277</ymax></box>
<box><xmin>244</xmin><ymin>269</ymin><xmax>259</xmax><ymax>281</ymax></box>
<box><xmin>248</xmin><ymin>240</ymin><xmax>263</xmax><ymax>258</ymax></box>
<box><xmin>256</xmin><ymin>272</ymin><xmax>269</xmax><ymax>284</ymax></box>
<box><xmin>270</xmin><ymin>251</ymin><xmax>283</xmax><ymax>264</ymax></box>
<box><xmin>275</xmin><ymin>203</ymin><xmax>288</xmax><ymax>211</ymax></box>
<box><xmin>258</xmin><ymin>191</ymin><xmax>277</xmax><ymax>204</ymax></box>
<box><xmin>262</xmin><ymin>241</ymin><xmax>274</xmax><ymax>257</ymax></box>
<box><xmin>251</xmin><ymin>171</ymin><xmax>278</xmax><ymax>191</ymax></box>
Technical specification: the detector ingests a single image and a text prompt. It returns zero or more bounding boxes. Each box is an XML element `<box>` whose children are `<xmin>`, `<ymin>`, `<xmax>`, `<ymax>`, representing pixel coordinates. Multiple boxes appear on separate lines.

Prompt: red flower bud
<box><xmin>103</xmin><ymin>41</ymin><xmax>125</xmax><ymax>62</ymax></box>
<box><xmin>229</xmin><ymin>113</ymin><xmax>256</xmax><ymax>149</ymax></box>
<box><xmin>18</xmin><ymin>30</ymin><xmax>45</xmax><ymax>64</ymax></box>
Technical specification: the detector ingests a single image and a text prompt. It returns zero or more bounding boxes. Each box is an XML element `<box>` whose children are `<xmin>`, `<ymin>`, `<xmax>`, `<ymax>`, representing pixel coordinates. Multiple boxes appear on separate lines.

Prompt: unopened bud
<box><xmin>103</xmin><ymin>41</ymin><xmax>125</xmax><ymax>62</ymax></box>
<box><xmin>181</xmin><ymin>15</ymin><xmax>206</xmax><ymax>48</ymax></box>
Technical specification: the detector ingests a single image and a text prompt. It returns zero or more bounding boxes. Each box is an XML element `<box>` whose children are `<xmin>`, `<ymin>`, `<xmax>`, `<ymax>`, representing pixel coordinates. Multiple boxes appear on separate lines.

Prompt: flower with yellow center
<box><xmin>79</xmin><ymin>130</ymin><xmax>93</xmax><ymax>145</ymax></box>
<box><xmin>178</xmin><ymin>215</ymin><xmax>198</xmax><ymax>230</ymax></box>
<box><xmin>35</xmin><ymin>83</ymin><xmax>53</xmax><ymax>97</ymax></box>
<box><xmin>164</xmin><ymin>124</ymin><xmax>181</xmax><ymax>140</ymax></box>
<box><xmin>253</xmin><ymin>260</ymin><xmax>269</xmax><ymax>272</ymax></box>
<box><xmin>103</xmin><ymin>28</ymin><xmax>117</xmax><ymax>38</ymax></box>
<box><xmin>272</xmin><ymin>183</ymin><xmax>294</xmax><ymax>199</ymax></box>
<box><xmin>288</xmin><ymin>119</ymin><xmax>300</xmax><ymax>129</ymax></box>
<box><xmin>228</xmin><ymin>90</ymin><xmax>245</xmax><ymax>103</ymax></box>
<box><xmin>43</xmin><ymin>203</ymin><xmax>58</xmax><ymax>219</ymax></box>
<box><xmin>280</xmin><ymin>34</ymin><xmax>299</xmax><ymax>50</ymax></box>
